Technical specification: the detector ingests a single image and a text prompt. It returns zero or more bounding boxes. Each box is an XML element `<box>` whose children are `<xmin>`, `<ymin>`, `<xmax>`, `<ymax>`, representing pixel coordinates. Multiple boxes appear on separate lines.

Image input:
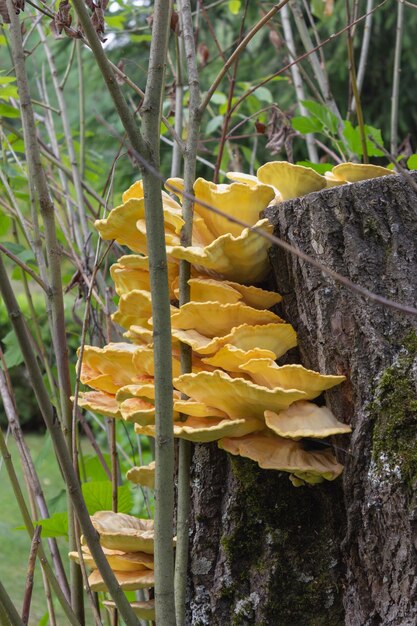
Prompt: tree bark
<box><xmin>186</xmin><ymin>174</ymin><xmax>417</xmax><ymax>626</ymax></box>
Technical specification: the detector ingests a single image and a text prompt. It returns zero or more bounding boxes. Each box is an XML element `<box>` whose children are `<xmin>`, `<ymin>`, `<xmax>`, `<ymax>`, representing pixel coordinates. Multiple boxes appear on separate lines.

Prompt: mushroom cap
<box><xmin>111</xmin><ymin>255</ymin><xmax>179</xmax><ymax>299</ymax></box>
<box><xmin>170</xmin><ymin>301</ymin><xmax>283</xmax><ymax>338</ymax></box>
<box><xmin>171</xmin><ymin>276</ymin><xmax>281</xmax><ymax>308</ymax></box>
<box><xmin>126</xmin><ymin>461</ymin><xmax>155</xmax><ymax>489</ymax></box>
<box><xmin>257</xmin><ymin>161</ymin><xmax>326</xmax><ymax>200</ymax></box>
<box><xmin>167</xmin><ymin>218</ymin><xmax>274</xmax><ymax>284</ymax></box>
<box><xmin>112</xmin><ymin>289</ymin><xmax>154</xmax><ymax>331</ymax></box>
<box><xmin>173</xmin><ymin>400</ymin><xmax>228</xmax><ymax>418</ymax></box>
<box><xmin>103</xmin><ymin>600</ymin><xmax>155</xmax><ymax>621</ymax></box>
<box><xmin>95</xmin><ymin>197</ymin><xmax>184</xmax><ymax>254</ymax></box>
<box><xmin>87</xmin><ymin>511</ymin><xmax>156</xmax><ymax>553</ymax></box>
<box><xmin>324</xmin><ymin>171</ymin><xmax>347</xmax><ymax>187</ymax></box>
<box><xmin>332</xmin><ymin>162</ymin><xmax>393</xmax><ymax>182</ymax></box>
<box><xmin>264</xmin><ymin>400</ymin><xmax>352</xmax><ymax>439</ymax></box>
<box><xmin>88</xmin><ymin>568</ymin><xmax>155</xmax><ymax>592</ymax></box>
<box><xmin>225</xmin><ymin>171</ymin><xmax>260</xmax><ymax>187</ymax></box>
<box><xmin>167</xmin><ymin>176</ymin><xmax>275</xmax><ymax>239</ymax></box>
<box><xmin>239</xmin><ymin>359</ymin><xmax>345</xmax><ymax>399</ymax></box>
<box><xmin>69</xmin><ymin>545</ymin><xmax>154</xmax><ymax>571</ymax></box>
<box><xmin>78</xmin><ymin>343</ymin><xmax>149</xmax><ymax>394</ymax></box>
<box><xmin>202</xmin><ymin>345</ymin><xmax>277</xmax><ymax>373</ymax></box>
<box><xmin>134</xmin><ymin>415</ymin><xmax>263</xmax><ymax>443</ymax></box>
<box><xmin>75</xmin><ymin>390</ymin><xmax>121</xmax><ymax>419</ymax></box>
<box><xmin>218</xmin><ymin>432</ymin><xmax>344</xmax><ymax>482</ymax></box>
<box><xmin>173</xmin><ymin>370</ymin><xmax>308</xmax><ymax>419</ymax></box>
<box><xmin>172</xmin><ymin>322</ymin><xmax>297</xmax><ymax>356</ymax></box>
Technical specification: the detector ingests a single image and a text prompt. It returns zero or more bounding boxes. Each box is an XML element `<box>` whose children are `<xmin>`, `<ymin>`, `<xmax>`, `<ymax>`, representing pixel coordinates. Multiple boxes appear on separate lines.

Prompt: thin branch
<box><xmin>350</xmin><ymin>0</ymin><xmax>374</xmax><ymax>112</ymax></box>
<box><xmin>0</xmin><ymin>581</ymin><xmax>24</xmax><ymax>626</ymax></box>
<box><xmin>390</xmin><ymin>0</ymin><xmax>405</xmax><ymax>156</ymax></box>
<box><xmin>0</xmin><ymin>242</ymin><xmax>48</xmax><ymax>291</ymax></box>
<box><xmin>281</xmin><ymin>3</ymin><xmax>318</xmax><ymax>162</ymax></box>
<box><xmin>21</xmin><ymin>526</ymin><xmax>42</xmax><ymax>626</ymax></box>
<box><xmin>139</xmin><ymin>0</ymin><xmax>176</xmax><ymax>622</ymax></box>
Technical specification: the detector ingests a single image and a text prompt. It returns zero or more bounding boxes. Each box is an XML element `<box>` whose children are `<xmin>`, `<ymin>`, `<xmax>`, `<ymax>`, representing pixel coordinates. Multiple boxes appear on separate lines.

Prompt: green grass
<box><xmin>0</xmin><ymin>433</ymin><xmax>69</xmax><ymax>624</ymax></box>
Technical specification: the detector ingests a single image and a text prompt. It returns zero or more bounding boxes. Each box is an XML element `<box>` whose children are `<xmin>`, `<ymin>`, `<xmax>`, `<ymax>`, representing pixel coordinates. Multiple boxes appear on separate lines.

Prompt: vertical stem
<box><xmin>171</xmin><ymin>32</ymin><xmax>184</xmax><ymax>178</ymax></box>
<box><xmin>345</xmin><ymin>0</ymin><xmax>368</xmax><ymax>162</ymax></box>
<box><xmin>390</xmin><ymin>0</ymin><xmax>404</xmax><ymax>156</ymax></box>
<box><xmin>175</xmin><ymin>1</ymin><xmax>201</xmax><ymax>624</ymax></box>
<box><xmin>281</xmin><ymin>4</ymin><xmax>318</xmax><ymax>162</ymax></box>
<box><xmin>140</xmin><ymin>2</ymin><xmax>176</xmax><ymax>624</ymax></box>
<box><xmin>21</xmin><ymin>526</ymin><xmax>42</xmax><ymax>626</ymax></box>
<box><xmin>350</xmin><ymin>0</ymin><xmax>374</xmax><ymax>113</ymax></box>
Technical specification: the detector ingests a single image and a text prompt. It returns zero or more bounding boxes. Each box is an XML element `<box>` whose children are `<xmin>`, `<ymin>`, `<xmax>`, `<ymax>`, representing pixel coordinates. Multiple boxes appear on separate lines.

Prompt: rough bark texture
<box><xmin>186</xmin><ymin>174</ymin><xmax>417</xmax><ymax>626</ymax></box>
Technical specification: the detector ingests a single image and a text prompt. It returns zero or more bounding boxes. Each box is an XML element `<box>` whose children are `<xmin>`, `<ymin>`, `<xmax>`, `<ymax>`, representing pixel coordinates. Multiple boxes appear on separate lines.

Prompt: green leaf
<box><xmin>38</xmin><ymin>612</ymin><xmax>49</xmax><ymax>626</ymax></box>
<box><xmin>228</xmin><ymin>0</ymin><xmax>241</xmax><ymax>14</ymax></box>
<box><xmin>0</xmin><ymin>85</ymin><xmax>19</xmax><ymax>100</ymax></box>
<box><xmin>0</xmin><ymin>75</ymin><xmax>17</xmax><ymax>85</ymax></box>
<box><xmin>1</xmin><ymin>330</ymin><xmax>24</xmax><ymax>369</ymax></box>
<box><xmin>296</xmin><ymin>160</ymin><xmax>333</xmax><ymax>173</ymax></box>
<box><xmin>407</xmin><ymin>154</ymin><xmax>417</xmax><ymax>170</ymax></box>
<box><xmin>82</xmin><ymin>453</ymin><xmax>111</xmax><ymax>482</ymax></box>
<box><xmin>0</xmin><ymin>103</ymin><xmax>20</xmax><ymax>118</ymax></box>
<box><xmin>130</xmin><ymin>33</ymin><xmax>152</xmax><ymax>43</ymax></box>
<box><xmin>301</xmin><ymin>100</ymin><xmax>338</xmax><ymax>135</ymax></box>
<box><xmin>211</xmin><ymin>92</ymin><xmax>227</xmax><ymax>106</ymax></box>
<box><xmin>343</xmin><ymin>121</ymin><xmax>384</xmax><ymax>157</ymax></box>
<box><xmin>32</xmin><ymin>512</ymin><xmax>69</xmax><ymax>538</ymax></box>
<box><xmin>206</xmin><ymin>115</ymin><xmax>224</xmax><ymax>135</ymax></box>
<box><xmin>0</xmin><ymin>213</ymin><xmax>11</xmax><ymax>236</ymax></box>
<box><xmin>292</xmin><ymin>116</ymin><xmax>323</xmax><ymax>134</ymax></box>
<box><xmin>82</xmin><ymin>481</ymin><xmax>133</xmax><ymax>514</ymax></box>
<box><xmin>106</xmin><ymin>14</ymin><xmax>125</xmax><ymax>29</ymax></box>
<box><xmin>254</xmin><ymin>87</ymin><xmax>273</xmax><ymax>103</ymax></box>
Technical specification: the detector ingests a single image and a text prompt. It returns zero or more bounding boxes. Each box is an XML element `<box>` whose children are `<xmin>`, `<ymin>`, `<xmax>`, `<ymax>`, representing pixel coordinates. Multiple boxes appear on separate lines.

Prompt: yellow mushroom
<box><xmin>134</xmin><ymin>415</ymin><xmax>264</xmax><ymax>443</ymax></box>
<box><xmin>332</xmin><ymin>162</ymin><xmax>393</xmax><ymax>182</ymax></box>
<box><xmin>75</xmin><ymin>390</ymin><xmax>121</xmax><ymax>419</ymax></box>
<box><xmin>173</xmin><ymin>370</ymin><xmax>308</xmax><ymax>419</ymax></box>
<box><xmin>167</xmin><ymin>218</ymin><xmax>275</xmax><ymax>284</ymax></box>
<box><xmin>257</xmin><ymin>161</ymin><xmax>327</xmax><ymax>200</ymax></box>
<box><xmin>126</xmin><ymin>461</ymin><xmax>156</xmax><ymax>489</ymax></box>
<box><xmin>264</xmin><ymin>400</ymin><xmax>352</xmax><ymax>439</ymax></box>
<box><xmin>202</xmin><ymin>345</ymin><xmax>277</xmax><ymax>373</ymax></box>
<box><xmin>87</xmin><ymin>511</ymin><xmax>156</xmax><ymax>553</ymax></box>
<box><xmin>69</xmin><ymin>545</ymin><xmax>154</xmax><ymax>572</ymax></box>
<box><xmin>218</xmin><ymin>432</ymin><xmax>344</xmax><ymax>483</ymax></box>
<box><xmin>238</xmin><ymin>359</ymin><xmax>345</xmax><ymax>399</ymax></box>
<box><xmin>88</xmin><ymin>568</ymin><xmax>155</xmax><ymax>592</ymax></box>
<box><xmin>103</xmin><ymin>600</ymin><xmax>155</xmax><ymax>621</ymax></box>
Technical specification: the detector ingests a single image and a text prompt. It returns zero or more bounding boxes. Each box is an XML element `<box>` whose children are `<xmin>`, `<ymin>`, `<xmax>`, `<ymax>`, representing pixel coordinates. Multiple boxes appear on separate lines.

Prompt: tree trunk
<box><xmin>186</xmin><ymin>174</ymin><xmax>417</xmax><ymax>626</ymax></box>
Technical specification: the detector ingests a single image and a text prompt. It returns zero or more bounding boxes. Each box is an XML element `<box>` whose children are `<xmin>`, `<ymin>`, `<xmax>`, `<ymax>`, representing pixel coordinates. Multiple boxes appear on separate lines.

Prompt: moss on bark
<box><xmin>370</xmin><ymin>331</ymin><xmax>417</xmax><ymax>490</ymax></box>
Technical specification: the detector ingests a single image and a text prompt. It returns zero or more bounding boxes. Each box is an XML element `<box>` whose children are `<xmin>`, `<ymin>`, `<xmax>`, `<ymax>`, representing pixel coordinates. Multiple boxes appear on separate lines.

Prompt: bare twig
<box><xmin>390</xmin><ymin>0</ymin><xmax>405</xmax><ymax>156</ymax></box>
<box><xmin>21</xmin><ymin>526</ymin><xmax>42</xmax><ymax>626</ymax></box>
<box><xmin>0</xmin><ymin>242</ymin><xmax>48</xmax><ymax>291</ymax></box>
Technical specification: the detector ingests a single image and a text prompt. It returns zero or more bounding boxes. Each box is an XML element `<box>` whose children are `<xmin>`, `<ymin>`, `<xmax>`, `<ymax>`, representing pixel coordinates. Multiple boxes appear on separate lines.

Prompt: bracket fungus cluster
<box><xmin>75</xmin><ymin>160</ymin><xmax>395</xmax><ymax>606</ymax></box>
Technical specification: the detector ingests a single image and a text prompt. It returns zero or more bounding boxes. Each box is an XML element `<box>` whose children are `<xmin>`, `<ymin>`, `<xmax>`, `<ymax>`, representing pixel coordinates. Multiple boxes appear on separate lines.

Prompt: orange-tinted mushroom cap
<box><xmin>103</xmin><ymin>600</ymin><xmax>155</xmax><ymax>621</ymax></box>
<box><xmin>126</xmin><ymin>461</ymin><xmax>155</xmax><ymax>489</ymax></box>
<box><xmin>75</xmin><ymin>390</ymin><xmax>121</xmax><ymax>419</ymax></box>
<box><xmin>219</xmin><ymin>432</ymin><xmax>344</xmax><ymax>482</ymax></box>
<box><xmin>264</xmin><ymin>400</ymin><xmax>352</xmax><ymax>439</ymax></box>
<box><xmin>88</xmin><ymin>568</ymin><xmax>155</xmax><ymax>592</ymax></box>
<box><xmin>88</xmin><ymin>511</ymin><xmax>156</xmax><ymax>553</ymax></box>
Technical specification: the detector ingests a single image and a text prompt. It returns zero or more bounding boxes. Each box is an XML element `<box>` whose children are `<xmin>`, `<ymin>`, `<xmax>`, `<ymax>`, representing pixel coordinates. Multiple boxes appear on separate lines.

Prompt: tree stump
<box><xmin>186</xmin><ymin>174</ymin><xmax>417</xmax><ymax>626</ymax></box>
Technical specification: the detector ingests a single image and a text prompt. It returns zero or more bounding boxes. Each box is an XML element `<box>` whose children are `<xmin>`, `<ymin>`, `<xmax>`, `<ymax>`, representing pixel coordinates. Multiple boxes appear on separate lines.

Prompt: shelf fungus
<box><xmin>87</xmin><ymin>568</ymin><xmax>155</xmax><ymax>592</ymax></box>
<box><xmin>257</xmin><ymin>161</ymin><xmax>327</xmax><ymax>200</ymax></box>
<box><xmin>264</xmin><ymin>400</ymin><xmax>352</xmax><ymax>439</ymax></box>
<box><xmin>87</xmin><ymin>511</ymin><xmax>158</xmax><ymax>554</ymax></box>
<box><xmin>218</xmin><ymin>432</ymin><xmax>344</xmax><ymax>485</ymax></box>
<box><xmin>331</xmin><ymin>162</ymin><xmax>394</xmax><ymax>183</ymax></box>
<box><xmin>103</xmin><ymin>600</ymin><xmax>155</xmax><ymax>621</ymax></box>
<box><xmin>164</xmin><ymin>176</ymin><xmax>276</xmax><ymax>283</ymax></box>
<box><xmin>69</xmin><ymin>545</ymin><xmax>154</xmax><ymax>572</ymax></box>
<box><xmin>172</xmin><ymin>276</ymin><xmax>282</xmax><ymax>308</ymax></box>
<box><xmin>111</xmin><ymin>254</ymin><xmax>179</xmax><ymax>300</ymax></box>
<box><xmin>126</xmin><ymin>461</ymin><xmax>156</xmax><ymax>489</ymax></box>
